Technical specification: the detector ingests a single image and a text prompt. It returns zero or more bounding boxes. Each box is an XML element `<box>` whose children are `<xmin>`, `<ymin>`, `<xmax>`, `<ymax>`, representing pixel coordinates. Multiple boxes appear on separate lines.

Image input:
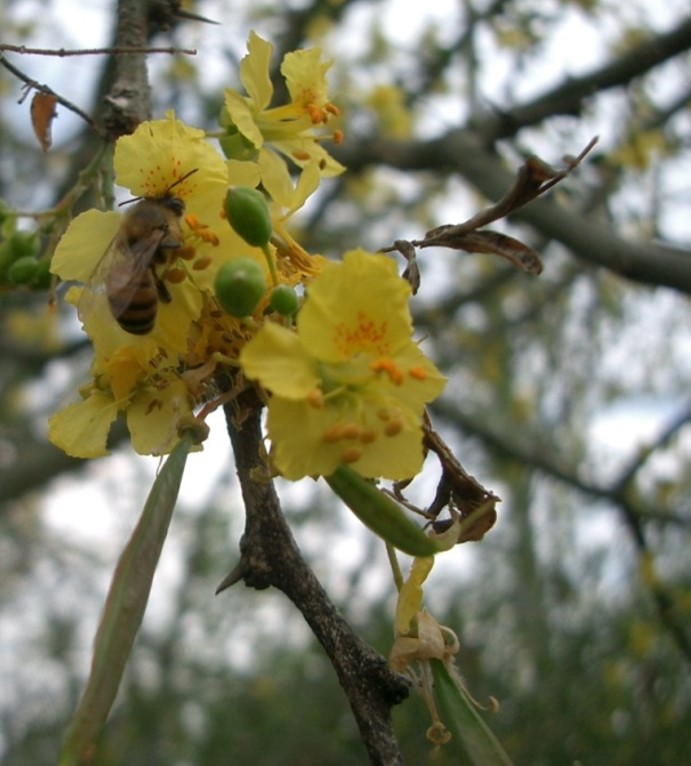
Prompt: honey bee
<box><xmin>80</xmin><ymin>170</ymin><xmax>197</xmax><ymax>335</ymax></box>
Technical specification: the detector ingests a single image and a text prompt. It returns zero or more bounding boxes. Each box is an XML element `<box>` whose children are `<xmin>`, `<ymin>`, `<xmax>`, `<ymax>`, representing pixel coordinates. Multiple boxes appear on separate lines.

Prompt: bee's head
<box><xmin>162</xmin><ymin>196</ymin><xmax>185</xmax><ymax>217</ymax></box>
<box><xmin>119</xmin><ymin>168</ymin><xmax>199</xmax><ymax>211</ymax></box>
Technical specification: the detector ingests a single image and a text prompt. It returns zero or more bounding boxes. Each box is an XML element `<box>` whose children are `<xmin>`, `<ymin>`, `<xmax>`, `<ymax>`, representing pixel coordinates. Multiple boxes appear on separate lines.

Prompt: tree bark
<box><xmin>220</xmin><ymin>389</ymin><xmax>409</xmax><ymax>765</ymax></box>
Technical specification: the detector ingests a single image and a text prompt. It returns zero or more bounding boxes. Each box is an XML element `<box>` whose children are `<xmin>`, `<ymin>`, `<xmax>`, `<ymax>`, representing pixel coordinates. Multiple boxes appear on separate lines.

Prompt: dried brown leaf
<box><xmin>30</xmin><ymin>91</ymin><xmax>57</xmax><ymax>151</ymax></box>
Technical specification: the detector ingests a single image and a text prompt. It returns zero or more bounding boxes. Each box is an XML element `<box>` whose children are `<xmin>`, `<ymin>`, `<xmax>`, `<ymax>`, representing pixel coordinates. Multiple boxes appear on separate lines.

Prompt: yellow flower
<box><xmin>114</xmin><ymin>113</ymin><xmax>228</xmax><ymax>216</ymax></box>
<box><xmin>49</xmin><ymin>115</ymin><xmax>240</xmax><ymax>458</ymax></box>
<box><xmin>222</xmin><ymin>31</ymin><xmax>344</xmax><ymax>207</ymax></box>
<box><xmin>240</xmin><ymin>249</ymin><xmax>446</xmax><ymax>480</ymax></box>
<box><xmin>48</xmin><ymin>371</ymin><xmax>193</xmax><ymax>458</ymax></box>
<box><xmin>52</xmin><ymin>114</ymin><xmax>229</xmax><ymax>354</ymax></box>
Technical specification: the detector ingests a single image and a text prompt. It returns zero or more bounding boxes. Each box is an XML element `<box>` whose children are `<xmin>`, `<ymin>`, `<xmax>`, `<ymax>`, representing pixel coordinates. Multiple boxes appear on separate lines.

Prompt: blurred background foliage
<box><xmin>1</xmin><ymin>0</ymin><xmax>690</xmax><ymax>763</ymax></box>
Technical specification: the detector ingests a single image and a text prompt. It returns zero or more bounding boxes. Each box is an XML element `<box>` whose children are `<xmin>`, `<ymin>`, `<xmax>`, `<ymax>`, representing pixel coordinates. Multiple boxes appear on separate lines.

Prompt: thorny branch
<box><xmin>219</xmin><ymin>386</ymin><xmax>409</xmax><ymax>766</ymax></box>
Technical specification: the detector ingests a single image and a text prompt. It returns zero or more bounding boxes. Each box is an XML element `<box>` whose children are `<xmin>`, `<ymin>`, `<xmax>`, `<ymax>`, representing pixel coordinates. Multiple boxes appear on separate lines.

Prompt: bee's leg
<box><xmin>154</xmin><ymin>272</ymin><xmax>172</xmax><ymax>303</ymax></box>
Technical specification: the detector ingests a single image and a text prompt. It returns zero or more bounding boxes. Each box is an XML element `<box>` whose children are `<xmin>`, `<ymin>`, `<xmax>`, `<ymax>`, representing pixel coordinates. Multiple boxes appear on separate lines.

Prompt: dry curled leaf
<box><xmin>381</xmin><ymin>138</ymin><xmax>597</xmax><ymax>277</ymax></box>
<box><xmin>422</xmin><ymin>229</ymin><xmax>543</xmax><ymax>275</ymax></box>
<box><xmin>423</xmin><ymin>417</ymin><xmax>500</xmax><ymax>543</ymax></box>
<box><xmin>30</xmin><ymin>91</ymin><xmax>57</xmax><ymax>151</ymax></box>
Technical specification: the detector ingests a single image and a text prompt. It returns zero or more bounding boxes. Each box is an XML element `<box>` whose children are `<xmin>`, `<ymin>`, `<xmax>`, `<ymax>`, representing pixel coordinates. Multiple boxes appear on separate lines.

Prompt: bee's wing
<box><xmin>78</xmin><ymin>227</ymin><xmax>166</xmax><ymax>326</ymax></box>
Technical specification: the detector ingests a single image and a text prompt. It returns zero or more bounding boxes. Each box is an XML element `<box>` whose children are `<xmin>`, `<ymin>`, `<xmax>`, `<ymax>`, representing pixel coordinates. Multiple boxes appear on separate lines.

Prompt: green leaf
<box><xmin>431</xmin><ymin>659</ymin><xmax>514</xmax><ymax>766</ymax></box>
<box><xmin>325</xmin><ymin>464</ymin><xmax>438</xmax><ymax>557</ymax></box>
<box><xmin>60</xmin><ymin>434</ymin><xmax>193</xmax><ymax>765</ymax></box>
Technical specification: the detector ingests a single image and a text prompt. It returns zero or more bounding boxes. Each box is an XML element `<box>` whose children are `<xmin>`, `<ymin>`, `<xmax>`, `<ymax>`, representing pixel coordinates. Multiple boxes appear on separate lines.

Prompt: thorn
<box><xmin>215</xmin><ymin>562</ymin><xmax>244</xmax><ymax>594</ymax></box>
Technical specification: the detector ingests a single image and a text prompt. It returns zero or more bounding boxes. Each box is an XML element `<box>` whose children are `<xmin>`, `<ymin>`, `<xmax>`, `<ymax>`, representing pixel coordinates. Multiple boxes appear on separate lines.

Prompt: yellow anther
<box><xmin>384</xmin><ymin>418</ymin><xmax>403</xmax><ymax>437</ymax></box>
<box><xmin>323</xmin><ymin>423</ymin><xmax>345</xmax><ymax>442</ymax></box>
<box><xmin>340</xmin><ymin>423</ymin><xmax>361</xmax><ymax>440</ymax></box>
<box><xmin>166</xmin><ymin>267</ymin><xmax>187</xmax><ymax>284</ymax></box>
<box><xmin>307</xmin><ymin>388</ymin><xmax>325</xmax><ymax>408</ymax></box>
<box><xmin>193</xmin><ymin>256</ymin><xmax>212</xmax><ymax>271</ymax></box>
<box><xmin>340</xmin><ymin>446</ymin><xmax>363</xmax><ymax>464</ymax></box>
<box><xmin>359</xmin><ymin>428</ymin><xmax>378</xmax><ymax>444</ymax></box>
<box><xmin>408</xmin><ymin>365</ymin><xmax>428</xmax><ymax>381</ymax></box>
<box><xmin>370</xmin><ymin>357</ymin><xmax>404</xmax><ymax>385</ymax></box>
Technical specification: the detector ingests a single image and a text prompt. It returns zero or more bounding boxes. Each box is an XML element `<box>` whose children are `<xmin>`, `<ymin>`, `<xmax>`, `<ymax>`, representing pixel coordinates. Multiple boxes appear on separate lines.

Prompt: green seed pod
<box><xmin>225</xmin><ymin>187</ymin><xmax>272</xmax><ymax>248</ymax></box>
<box><xmin>325</xmin><ymin>465</ymin><xmax>439</xmax><ymax>557</ymax></box>
<box><xmin>214</xmin><ymin>258</ymin><xmax>267</xmax><ymax>317</ymax></box>
<box><xmin>269</xmin><ymin>285</ymin><xmax>299</xmax><ymax>316</ymax></box>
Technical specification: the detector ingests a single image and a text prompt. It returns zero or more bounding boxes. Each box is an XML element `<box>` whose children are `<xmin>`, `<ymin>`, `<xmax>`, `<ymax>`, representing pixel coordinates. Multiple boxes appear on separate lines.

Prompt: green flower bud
<box><xmin>0</xmin><ymin>241</ymin><xmax>14</xmax><ymax>281</ymax></box>
<box><xmin>8</xmin><ymin>255</ymin><xmax>39</xmax><ymax>285</ymax></box>
<box><xmin>9</xmin><ymin>231</ymin><xmax>39</xmax><ymax>259</ymax></box>
<box><xmin>32</xmin><ymin>256</ymin><xmax>52</xmax><ymax>289</ymax></box>
<box><xmin>215</xmin><ymin>258</ymin><xmax>267</xmax><ymax>317</ymax></box>
<box><xmin>225</xmin><ymin>187</ymin><xmax>272</xmax><ymax>248</ymax></box>
<box><xmin>269</xmin><ymin>284</ymin><xmax>299</xmax><ymax>316</ymax></box>
<box><xmin>217</xmin><ymin>114</ymin><xmax>259</xmax><ymax>161</ymax></box>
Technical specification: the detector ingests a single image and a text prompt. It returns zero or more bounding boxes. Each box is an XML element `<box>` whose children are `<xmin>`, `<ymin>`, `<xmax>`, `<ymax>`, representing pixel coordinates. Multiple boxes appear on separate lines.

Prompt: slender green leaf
<box><xmin>60</xmin><ymin>434</ymin><xmax>193</xmax><ymax>765</ymax></box>
<box><xmin>431</xmin><ymin>659</ymin><xmax>514</xmax><ymax>766</ymax></box>
<box><xmin>325</xmin><ymin>465</ymin><xmax>438</xmax><ymax>556</ymax></box>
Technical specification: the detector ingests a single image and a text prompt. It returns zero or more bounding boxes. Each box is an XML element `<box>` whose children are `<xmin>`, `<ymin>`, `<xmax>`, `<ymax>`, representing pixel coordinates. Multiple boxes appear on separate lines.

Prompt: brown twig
<box><xmin>0</xmin><ymin>44</ymin><xmax>197</xmax><ymax>56</ymax></box>
<box><xmin>219</xmin><ymin>385</ymin><xmax>409</xmax><ymax>765</ymax></box>
<box><xmin>0</xmin><ymin>52</ymin><xmax>104</xmax><ymax>137</ymax></box>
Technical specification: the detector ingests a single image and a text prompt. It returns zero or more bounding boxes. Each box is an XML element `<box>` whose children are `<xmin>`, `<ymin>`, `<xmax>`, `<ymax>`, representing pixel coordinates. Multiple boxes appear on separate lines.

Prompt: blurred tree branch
<box><xmin>477</xmin><ymin>15</ymin><xmax>691</xmax><ymax>140</ymax></box>
<box><xmin>431</xmin><ymin>398</ymin><xmax>691</xmax><ymax>670</ymax></box>
<box><xmin>336</xmin><ymin>129</ymin><xmax>691</xmax><ymax>293</ymax></box>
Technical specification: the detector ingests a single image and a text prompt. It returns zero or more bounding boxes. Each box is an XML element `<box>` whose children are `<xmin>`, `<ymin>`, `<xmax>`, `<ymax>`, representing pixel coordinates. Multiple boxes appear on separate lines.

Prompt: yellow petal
<box><xmin>227</xmin><ymin>159</ymin><xmax>261</xmax><ymax>188</ymax></box>
<box><xmin>281</xmin><ymin>47</ymin><xmax>332</xmax><ymax>110</ymax></box>
<box><xmin>395</xmin><ymin>556</ymin><xmax>435</xmax><ymax>635</ymax></box>
<box><xmin>241</xmin><ymin>31</ymin><xmax>274</xmax><ymax>110</ymax></box>
<box><xmin>240</xmin><ymin>321</ymin><xmax>319</xmax><ymax>398</ymax></box>
<box><xmin>127</xmin><ymin>380</ymin><xmax>192</xmax><ymax>455</ymax></box>
<box><xmin>266</xmin><ymin>397</ymin><xmax>346</xmax><ymax>479</ymax></box>
<box><xmin>114</xmin><ymin>115</ymin><xmax>227</xmax><ymax>218</ymax></box>
<box><xmin>298</xmin><ymin>249</ymin><xmax>412</xmax><ymax>362</ymax></box>
<box><xmin>48</xmin><ymin>394</ymin><xmax>119</xmax><ymax>458</ymax></box>
<box><xmin>258</xmin><ymin>149</ymin><xmax>298</xmax><ymax>209</ymax></box>
<box><xmin>52</xmin><ymin>210</ymin><xmax>120</xmax><ymax>283</ymax></box>
<box><xmin>224</xmin><ymin>90</ymin><xmax>264</xmax><ymax>148</ymax></box>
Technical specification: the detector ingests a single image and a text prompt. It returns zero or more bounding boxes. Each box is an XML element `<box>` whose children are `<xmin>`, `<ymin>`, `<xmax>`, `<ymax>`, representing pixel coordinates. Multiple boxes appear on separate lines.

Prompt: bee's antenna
<box><xmin>167</xmin><ymin>167</ymin><xmax>199</xmax><ymax>193</ymax></box>
<box><xmin>117</xmin><ymin>168</ymin><xmax>199</xmax><ymax>207</ymax></box>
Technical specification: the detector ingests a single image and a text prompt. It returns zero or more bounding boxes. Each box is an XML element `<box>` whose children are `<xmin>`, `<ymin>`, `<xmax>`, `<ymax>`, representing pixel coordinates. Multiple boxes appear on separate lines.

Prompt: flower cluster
<box><xmin>49</xmin><ymin>32</ymin><xmax>446</xmax><ymax>483</ymax></box>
